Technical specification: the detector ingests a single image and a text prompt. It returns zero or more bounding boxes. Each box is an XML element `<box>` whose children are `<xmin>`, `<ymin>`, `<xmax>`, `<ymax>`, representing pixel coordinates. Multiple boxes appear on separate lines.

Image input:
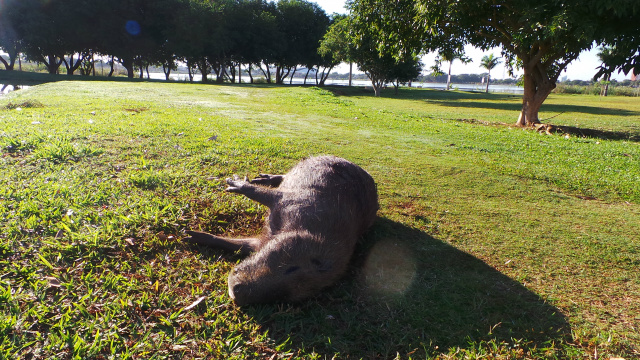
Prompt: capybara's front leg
<box><xmin>226</xmin><ymin>176</ymin><xmax>280</xmax><ymax>208</ymax></box>
<box><xmin>250</xmin><ymin>174</ymin><xmax>285</xmax><ymax>188</ymax></box>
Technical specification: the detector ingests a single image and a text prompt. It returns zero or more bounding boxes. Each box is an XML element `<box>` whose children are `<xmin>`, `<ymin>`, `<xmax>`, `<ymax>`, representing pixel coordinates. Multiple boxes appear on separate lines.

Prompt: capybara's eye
<box><xmin>311</xmin><ymin>258</ymin><xmax>332</xmax><ymax>273</ymax></box>
<box><xmin>310</xmin><ymin>258</ymin><xmax>322</xmax><ymax>266</ymax></box>
<box><xmin>284</xmin><ymin>266</ymin><xmax>300</xmax><ymax>274</ymax></box>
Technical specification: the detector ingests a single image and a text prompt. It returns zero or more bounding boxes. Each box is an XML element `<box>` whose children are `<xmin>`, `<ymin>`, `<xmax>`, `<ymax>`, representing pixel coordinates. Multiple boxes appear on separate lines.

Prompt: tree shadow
<box><xmin>244</xmin><ymin>217</ymin><xmax>571</xmax><ymax>358</ymax></box>
<box><xmin>432</xmin><ymin>98</ymin><xmax>640</xmax><ymax>117</ymax></box>
<box><xmin>325</xmin><ymin>85</ymin><xmax>639</xmax><ymax>117</ymax></box>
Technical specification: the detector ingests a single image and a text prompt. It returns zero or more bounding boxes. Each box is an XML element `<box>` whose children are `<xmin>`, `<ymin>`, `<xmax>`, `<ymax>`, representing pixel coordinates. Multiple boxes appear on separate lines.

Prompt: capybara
<box><xmin>186</xmin><ymin>155</ymin><xmax>378</xmax><ymax>305</ymax></box>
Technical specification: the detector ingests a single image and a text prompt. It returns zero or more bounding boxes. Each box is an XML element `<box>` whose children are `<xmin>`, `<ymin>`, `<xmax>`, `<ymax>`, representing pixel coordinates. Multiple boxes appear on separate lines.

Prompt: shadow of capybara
<box><xmin>186</xmin><ymin>156</ymin><xmax>379</xmax><ymax>306</ymax></box>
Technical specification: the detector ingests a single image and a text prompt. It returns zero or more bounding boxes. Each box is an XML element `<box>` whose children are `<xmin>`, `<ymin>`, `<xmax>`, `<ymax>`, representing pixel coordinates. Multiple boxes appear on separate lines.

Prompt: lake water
<box><xmin>0</xmin><ymin>74</ymin><xmax>523</xmax><ymax>96</ymax></box>
<box><xmin>147</xmin><ymin>72</ymin><xmax>524</xmax><ymax>94</ymax></box>
<box><xmin>0</xmin><ymin>84</ymin><xmax>27</xmax><ymax>96</ymax></box>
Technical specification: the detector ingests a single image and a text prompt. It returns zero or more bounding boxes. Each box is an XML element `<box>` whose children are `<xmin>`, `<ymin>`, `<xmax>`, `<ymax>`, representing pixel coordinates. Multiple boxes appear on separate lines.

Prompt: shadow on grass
<box><xmin>327</xmin><ymin>85</ymin><xmax>640</xmax><ymax>118</ymax></box>
<box><xmin>245</xmin><ymin>217</ymin><xmax>570</xmax><ymax>358</ymax></box>
<box><xmin>433</xmin><ymin>98</ymin><xmax>640</xmax><ymax>117</ymax></box>
<box><xmin>0</xmin><ymin>69</ymin><xmax>310</xmax><ymax>89</ymax></box>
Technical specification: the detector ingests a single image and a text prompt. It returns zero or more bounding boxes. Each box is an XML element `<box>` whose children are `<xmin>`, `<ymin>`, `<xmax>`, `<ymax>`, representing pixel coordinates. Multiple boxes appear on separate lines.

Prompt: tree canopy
<box><xmin>0</xmin><ymin>0</ymin><xmax>334</xmax><ymax>84</ymax></box>
<box><xmin>345</xmin><ymin>0</ymin><xmax>423</xmax><ymax>96</ymax></box>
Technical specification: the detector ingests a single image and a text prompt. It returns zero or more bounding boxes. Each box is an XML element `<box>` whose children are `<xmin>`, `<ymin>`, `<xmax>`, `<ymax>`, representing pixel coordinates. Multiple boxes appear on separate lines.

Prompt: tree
<box><xmin>93</xmin><ymin>0</ymin><xmax>148</xmax><ymax>78</ymax></box>
<box><xmin>10</xmin><ymin>0</ymin><xmax>66</xmax><ymax>74</ymax></box>
<box><xmin>7</xmin><ymin>0</ymin><xmax>98</xmax><ymax>75</ymax></box>
<box><xmin>271</xmin><ymin>0</ymin><xmax>329</xmax><ymax>84</ymax></box>
<box><xmin>387</xmin><ymin>56</ymin><xmax>423</xmax><ymax>94</ymax></box>
<box><xmin>232</xmin><ymin>0</ymin><xmax>282</xmax><ymax>83</ymax></box>
<box><xmin>0</xmin><ymin>0</ymin><xmax>22</xmax><ymax>71</ymax></box>
<box><xmin>431</xmin><ymin>49</ymin><xmax>471</xmax><ymax>90</ymax></box>
<box><xmin>347</xmin><ymin>0</ymin><xmax>423</xmax><ymax>96</ymax></box>
<box><xmin>590</xmin><ymin>1</ymin><xmax>640</xmax><ymax>83</ymax></box>
<box><xmin>479</xmin><ymin>54</ymin><xmax>501</xmax><ymax>93</ymax></box>
<box><xmin>596</xmin><ymin>46</ymin><xmax>615</xmax><ymax>96</ymax></box>
<box><xmin>411</xmin><ymin>0</ymin><xmax>595</xmax><ymax>125</ymax></box>
<box><xmin>318</xmin><ymin>16</ymin><xmax>353</xmax><ymax>85</ymax></box>
<box><xmin>353</xmin><ymin>0</ymin><xmax>640</xmax><ymax>126</ymax></box>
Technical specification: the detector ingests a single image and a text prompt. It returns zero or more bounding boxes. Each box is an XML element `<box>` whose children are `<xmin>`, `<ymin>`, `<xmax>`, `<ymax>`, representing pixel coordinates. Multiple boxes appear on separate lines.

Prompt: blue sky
<box><xmin>314</xmin><ymin>0</ymin><xmax>630</xmax><ymax>81</ymax></box>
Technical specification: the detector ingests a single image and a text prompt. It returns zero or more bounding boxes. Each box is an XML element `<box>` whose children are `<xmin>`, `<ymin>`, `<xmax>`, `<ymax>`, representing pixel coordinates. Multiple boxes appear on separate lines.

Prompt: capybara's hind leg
<box><xmin>185</xmin><ymin>230</ymin><xmax>262</xmax><ymax>255</ymax></box>
<box><xmin>250</xmin><ymin>174</ymin><xmax>285</xmax><ymax>188</ymax></box>
<box><xmin>226</xmin><ymin>176</ymin><xmax>280</xmax><ymax>208</ymax></box>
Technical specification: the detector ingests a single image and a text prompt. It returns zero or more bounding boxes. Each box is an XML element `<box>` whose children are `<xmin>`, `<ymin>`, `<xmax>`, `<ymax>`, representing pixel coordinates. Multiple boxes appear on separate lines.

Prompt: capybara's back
<box><xmin>266</xmin><ymin>155</ymin><xmax>379</xmax><ymax>241</ymax></box>
<box><xmin>187</xmin><ymin>156</ymin><xmax>379</xmax><ymax>305</ymax></box>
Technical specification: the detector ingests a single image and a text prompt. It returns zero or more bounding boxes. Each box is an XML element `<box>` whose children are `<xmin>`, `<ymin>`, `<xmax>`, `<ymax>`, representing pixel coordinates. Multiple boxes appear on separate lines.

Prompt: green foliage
<box><xmin>0</xmin><ymin>81</ymin><xmax>638</xmax><ymax>359</ymax></box>
<box><xmin>0</xmin><ymin>0</ymin><xmax>333</xmax><ymax>82</ymax></box>
<box><xmin>318</xmin><ymin>16</ymin><xmax>352</xmax><ymax>69</ymax></box>
<box><xmin>347</xmin><ymin>0</ymin><xmax>424</xmax><ymax>96</ymax></box>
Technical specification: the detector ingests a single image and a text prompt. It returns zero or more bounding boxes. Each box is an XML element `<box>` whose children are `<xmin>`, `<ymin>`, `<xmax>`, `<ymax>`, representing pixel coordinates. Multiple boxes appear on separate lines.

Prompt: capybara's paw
<box><xmin>225</xmin><ymin>175</ymin><xmax>250</xmax><ymax>193</ymax></box>
<box><xmin>183</xmin><ymin>230</ymin><xmax>207</xmax><ymax>244</ymax></box>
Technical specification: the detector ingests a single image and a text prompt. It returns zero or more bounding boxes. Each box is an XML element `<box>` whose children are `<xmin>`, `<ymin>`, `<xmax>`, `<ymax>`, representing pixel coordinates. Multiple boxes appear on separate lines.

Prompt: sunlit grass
<box><xmin>0</xmin><ymin>81</ymin><xmax>638</xmax><ymax>359</ymax></box>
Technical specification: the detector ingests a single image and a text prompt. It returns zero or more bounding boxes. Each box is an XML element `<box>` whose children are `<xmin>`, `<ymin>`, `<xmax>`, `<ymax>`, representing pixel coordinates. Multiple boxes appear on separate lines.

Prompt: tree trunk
<box><xmin>228</xmin><ymin>65</ymin><xmax>236</xmax><ymax>83</ymax></box>
<box><xmin>187</xmin><ymin>60</ymin><xmax>194</xmax><ymax>82</ymax></box>
<box><xmin>319</xmin><ymin>66</ymin><xmax>333</xmax><ymax>86</ymax></box>
<box><xmin>369</xmin><ymin>76</ymin><xmax>383</xmax><ymax>97</ymax></box>
<box><xmin>163</xmin><ymin>63</ymin><xmax>171</xmax><ymax>80</ymax></box>
<box><xmin>601</xmin><ymin>74</ymin><xmax>610</xmax><ymax>96</ymax></box>
<box><xmin>446</xmin><ymin>61</ymin><xmax>452</xmax><ymax>90</ymax></box>
<box><xmin>0</xmin><ymin>50</ymin><xmax>17</xmax><ymax>70</ymax></box>
<box><xmin>349</xmin><ymin>62</ymin><xmax>353</xmax><ymax>87</ymax></box>
<box><xmin>199</xmin><ymin>58</ymin><xmax>208</xmax><ymax>83</ymax></box>
<box><xmin>275</xmin><ymin>65</ymin><xmax>281</xmax><ymax>83</ymax></box>
<box><xmin>64</xmin><ymin>54</ymin><xmax>85</xmax><ymax>75</ymax></box>
<box><xmin>258</xmin><ymin>63</ymin><xmax>271</xmax><ymax>83</ymax></box>
<box><xmin>304</xmin><ymin>68</ymin><xmax>311</xmax><ymax>84</ymax></box>
<box><xmin>108</xmin><ymin>56</ymin><xmax>115</xmax><ymax>77</ymax></box>
<box><xmin>0</xmin><ymin>57</ymin><xmax>12</xmax><ymax>70</ymax></box>
<box><xmin>44</xmin><ymin>54</ymin><xmax>63</xmax><ymax>74</ymax></box>
<box><xmin>121</xmin><ymin>57</ymin><xmax>134</xmax><ymax>78</ymax></box>
<box><xmin>515</xmin><ymin>66</ymin><xmax>555</xmax><ymax>127</ymax></box>
<box><xmin>289</xmin><ymin>67</ymin><xmax>297</xmax><ymax>84</ymax></box>
<box><xmin>485</xmin><ymin>73</ymin><xmax>490</xmax><ymax>93</ymax></box>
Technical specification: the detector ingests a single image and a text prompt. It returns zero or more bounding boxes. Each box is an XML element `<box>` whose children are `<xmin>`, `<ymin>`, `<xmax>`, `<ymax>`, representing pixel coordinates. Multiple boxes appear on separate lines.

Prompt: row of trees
<box><xmin>0</xmin><ymin>0</ymin><xmax>337</xmax><ymax>84</ymax></box>
<box><xmin>2</xmin><ymin>0</ymin><xmax>639</xmax><ymax>124</ymax></box>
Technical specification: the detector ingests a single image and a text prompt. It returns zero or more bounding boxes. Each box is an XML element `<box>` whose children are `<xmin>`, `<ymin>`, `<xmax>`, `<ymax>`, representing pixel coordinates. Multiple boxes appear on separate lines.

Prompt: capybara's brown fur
<box><xmin>187</xmin><ymin>156</ymin><xmax>378</xmax><ymax>305</ymax></box>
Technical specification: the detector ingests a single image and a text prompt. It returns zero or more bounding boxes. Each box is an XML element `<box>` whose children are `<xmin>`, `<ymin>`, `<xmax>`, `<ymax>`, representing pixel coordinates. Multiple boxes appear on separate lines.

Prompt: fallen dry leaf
<box><xmin>183</xmin><ymin>296</ymin><xmax>207</xmax><ymax>311</ymax></box>
<box><xmin>46</xmin><ymin>276</ymin><xmax>61</xmax><ymax>288</ymax></box>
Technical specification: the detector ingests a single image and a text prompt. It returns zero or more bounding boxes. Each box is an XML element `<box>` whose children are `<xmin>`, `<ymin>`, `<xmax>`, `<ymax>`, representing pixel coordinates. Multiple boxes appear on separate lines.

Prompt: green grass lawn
<box><xmin>1</xmin><ymin>80</ymin><xmax>639</xmax><ymax>359</ymax></box>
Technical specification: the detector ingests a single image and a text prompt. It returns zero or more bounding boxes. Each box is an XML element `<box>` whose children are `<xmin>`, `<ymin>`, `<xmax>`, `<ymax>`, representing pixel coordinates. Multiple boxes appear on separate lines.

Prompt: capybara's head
<box><xmin>227</xmin><ymin>231</ymin><xmax>346</xmax><ymax>306</ymax></box>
